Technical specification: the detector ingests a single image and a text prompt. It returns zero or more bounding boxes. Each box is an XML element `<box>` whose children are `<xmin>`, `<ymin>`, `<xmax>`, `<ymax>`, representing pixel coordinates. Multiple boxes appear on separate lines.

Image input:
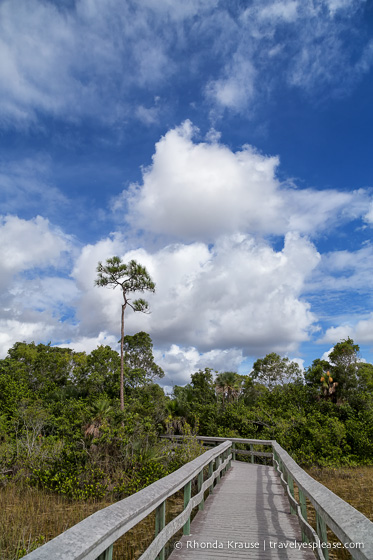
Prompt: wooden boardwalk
<box><xmin>169</xmin><ymin>461</ymin><xmax>315</xmax><ymax>559</ymax></box>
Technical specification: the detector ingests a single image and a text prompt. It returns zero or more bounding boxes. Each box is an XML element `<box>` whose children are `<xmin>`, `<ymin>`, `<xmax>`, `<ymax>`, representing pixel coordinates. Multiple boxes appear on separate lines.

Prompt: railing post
<box><xmin>223</xmin><ymin>449</ymin><xmax>228</xmax><ymax>474</ymax></box>
<box><xmin>215</xmin><ymin>455</ymin><xmax>221</xmax><ymax>484</ymax></box>
<box><xmin>183</xmin><ymin>480</ymin><xmax>192</xmax><ymax>535</ymax></box>
<box><xmin>316</xmin><ymin>512</ymin><xmax>329</xmax><ymax>560</ymax></box>
<box><xmin>298</xmin><ymin>489</ymin><xmax>309</xmax><ymax>543</ymax></box>
<box><xmin>96</xmin><ymin>545</ymin><xmax>113</xmax><ymax>560</ymax></box>
<box><xmin>198</xmin><ymin>469</ymin><xmax>204</xmax><ymax>511</ymax></box>
<box><xmin>250</xmin><ymin>444</ymin><xmax>254</xmax><ymax>463</ymax></box>
<box><xmin>155</xmin><ymin>500</ymin><xmax>166</xmax><ymax>560</ymax></box>
<box><xmin>208</xmin><ymin>460</ymin><xmax>214</xmax><ymax>494</ymax></box>
<box><xmin>232</xmin><ymin>442</ymin><xmax>236</xmax><ymax>461</ymax></box>
<box><xmin>287</xmin><ymin>474</ymin><xmax>296</xmax><ymax>515</ymax></box>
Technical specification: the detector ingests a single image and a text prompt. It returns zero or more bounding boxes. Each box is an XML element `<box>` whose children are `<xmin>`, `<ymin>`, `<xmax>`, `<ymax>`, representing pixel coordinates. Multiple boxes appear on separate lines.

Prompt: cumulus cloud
<box><xmin>119</xmin><ymin>122</ymin><xmax>370</xmax><ymax>241</ymax></box>
<box><xmin>72</xmin><ymin>231</ymin><xmax>320</xmax><ymax>362</ymax></box>
<box><xmin>154</xmin><ymin>345</ymin><xmax>244</xmax><ymax>391</ymax></box>
<box><xmin>2</xmin><ymin>213</ymin><xmax>320</xmax><ymax>375</ymax></box>
<box><xmin>58</xmin><ymin>332</ymin><xmax>120</xmax><ymax>355</ymax></box>
<box><xmin>0</xmin><ymin>215</ymin><xmax>76</xmax><ymax>356</ymax></box>
<box><xmin>0</xmin><ymin>318</ymin><xmax>56</xmax><ymax>358</ymax></box>
<box><xmin>0</xmin><ymin>122</ymin><xmax>370</xmax><ymax>377</ymax></box>
<box><xmin>322</xmin><ymin>314</ymin><xmax>373</xmax><ymax>345</ymax></box>
<box><xmin>0</xmin><ymin>215</ymin><xmax>71</xmax><ymax>284</ymax></box>
<box><xmin>123</xmin><ymin>121</ymin><xmax>282</xmax><ymax>239</ymax></box>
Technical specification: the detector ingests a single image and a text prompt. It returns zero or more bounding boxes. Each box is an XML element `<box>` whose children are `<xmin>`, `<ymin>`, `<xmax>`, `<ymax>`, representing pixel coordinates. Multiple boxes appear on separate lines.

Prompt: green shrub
<box><xmin>31</xmin><ymin>464</ymin><xmax>108</xmax><ymax>500</ymax></box>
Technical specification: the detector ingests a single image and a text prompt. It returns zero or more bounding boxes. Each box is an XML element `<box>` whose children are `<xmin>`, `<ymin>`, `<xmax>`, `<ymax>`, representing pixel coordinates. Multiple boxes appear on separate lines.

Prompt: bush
<box><xmin>31</xmin><ymin>464</ymin><xmax>108</xmax><ymax>500</ymax></box>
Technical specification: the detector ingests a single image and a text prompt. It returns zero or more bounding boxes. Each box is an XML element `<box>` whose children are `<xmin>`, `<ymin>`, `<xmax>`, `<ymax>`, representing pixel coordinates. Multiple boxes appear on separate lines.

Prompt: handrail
<box><xmin>23</xmin><ymin>441</ymin><xmax>232</xmax><ymax>560</ymax></box>
<box><xmin>272</xmin><ymin>441</ymin><xmax>373</xmax><ymax>560</ymax></box>
<box><xmin>162</xmin><ymin>435</ymin><xmax>273</xmax><ymax>445</ymax></box>
<box><xmin>272</xmin><ymin>454</ymin><xmax>324</xmax><ymax>560</ymax></box>
<box><xmin>161</xmin><ymin>435</ymin><xmax>273</xmax><ymax>462</ymax></box>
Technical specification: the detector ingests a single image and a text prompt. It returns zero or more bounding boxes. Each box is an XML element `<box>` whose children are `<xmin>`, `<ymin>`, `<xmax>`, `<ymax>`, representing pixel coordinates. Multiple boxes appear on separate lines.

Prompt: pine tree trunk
<box><xmin>120</xmin><ymin>303</ymin><xmax>125</xmax><ymax>411</ymax></box>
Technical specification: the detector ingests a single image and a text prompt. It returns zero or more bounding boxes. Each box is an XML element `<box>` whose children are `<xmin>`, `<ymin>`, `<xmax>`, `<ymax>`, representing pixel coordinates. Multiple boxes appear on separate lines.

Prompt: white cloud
<box><xmin>206</xmin><ymin>0</ymin><xmax>370</xmax><ymax>112</ymax></box>
<box><xmin>57</xmin><ymin>332</ymin><xmax>120</xmax><ymax>355</ymax></box>
<box><xmin>70</xmin><ymin>235</ymin><xmax>129</xmax><ymax>338</ymax></box>
<box><xmin>257</xmin><ymin>1</ymin><xmax>299</xmax><ymax>23</ymax></box>
<box><xmin>68</xmin><ymin>228</ymin><xmax>320</xmax><ymax>384</ymax></box>
<box><xmin>286</xmin><ymin>2</ymin><xmax>371</xmax><ymax>96</ymax></box>
<box><xmin>291</xmin><ymin>357</ymin><xmax>305</xmax><ymax>372</ymax></box>
<box><xmin>206</xmin><ymin>55</ymin><xmax>256</xmax><ymax>112</ymax></box>
<box><xmin>284</xmin><ymin>187</ymin><xmax>367</xmax><ymax>234</ymax></box>
<box><xmin>0</xmin><ymin>120</ymin><xmax>370</xmax><ymax>377</ymax></box>
<box><xmin>0</xmin><ymin>318</ymin><xmax>55</xmax><ymax>358</ymax></box>
<box><xmin>135</xmin><ymin>105</ymin><xmax>160</xmax><ymax>126</ymax></box>
<box><xmin>0</xmin><ymin>0</ymin><xmax>369</xmax><ymax>127</ymax></box>
<box><xmin>0</xmin><ymin>157</ymin><xmax>69</xmax><ymax>217</ymax></box>
<box><xmin>123</xmin><ymin>121</ymin><xmax>282</xmax><ymax>240</ymax></box>
<box><xmin>308</xmin><ymin>244</ymin><xmax>373</xmax><ymax>292</ymax></box>
<box><xmin>0</xmin><ymin>215</ymin><xmax>77</xmax><ymax>356</ymax></box>
<box><xmin>321</xmin><ymin>347</ymin><xmax>333</xmax><ymax>361</ymax></box>
<box><xmin>72</xmin><ymin>231</ymin><xmax>320</xmax><ymax>369</ymax></box>
<box><xmin>120</xmin><ymin>122</ymin><xmax>370</xmax><ymax>241</ymax></box>
<box><xmin>364</xmin><ymin>201</ymin><xmax>373</xmax><ymax>225</ymax></box>
<box><xmin>0</xmin><ymin>215</ymin><xmax>71</xmax><ymax>282</ymax></box>
<box><xmin>0</xmin><ymin>0</ymin><xmax>175</xmax><ymax>126</ymax></box>
<box><xmin>325</xmin><ymin>0</ymin><xmax>362</xmax><ymax>16</ymax></box>
<box><xmin>154</xmin><ymin>345</ymin><xmax>244</xmax><ymax>389</ymax></box>
<box><xmin>322</xmin><ymin>314</ymin><xmax>373</xmax><ymax>345</ymax></box>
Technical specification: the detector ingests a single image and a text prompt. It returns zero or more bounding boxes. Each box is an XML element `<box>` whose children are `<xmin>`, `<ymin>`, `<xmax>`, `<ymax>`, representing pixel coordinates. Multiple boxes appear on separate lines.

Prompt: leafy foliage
<box><xmin>251</xmin><ymin>352</ymin><xmax>302</xmax><ymax>389</ymax></box>
<box><xmin>1</xmin><ymin>335</ymin><xmax>373</xmax><ymax>507</ymax></box>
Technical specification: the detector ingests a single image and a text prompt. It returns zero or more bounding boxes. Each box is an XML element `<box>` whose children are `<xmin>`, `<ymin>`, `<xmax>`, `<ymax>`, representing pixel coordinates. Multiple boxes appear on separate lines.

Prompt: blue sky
<box><xmin>1</xmin><ymin>0</ymin><xmax>373</xmax><ymax>388</ymax></box>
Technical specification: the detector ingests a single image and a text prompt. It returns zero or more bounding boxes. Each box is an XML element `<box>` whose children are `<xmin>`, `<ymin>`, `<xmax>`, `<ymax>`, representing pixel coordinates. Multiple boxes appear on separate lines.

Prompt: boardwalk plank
<box><xmin>169</xmin><ymin>461</ymin><xmax>315</xmax><ymax>560</ymax></box>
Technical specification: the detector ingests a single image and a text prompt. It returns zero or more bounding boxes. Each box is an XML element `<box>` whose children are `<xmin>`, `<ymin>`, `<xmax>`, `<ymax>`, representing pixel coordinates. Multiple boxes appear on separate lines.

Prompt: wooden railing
<box><xmin>23</xmin><ymin>440</ymin><xmax>232</xmax><ymax>560</ymax></box>
<box><xmin>272</xmin><ymin>441</ymin><xmax>373</xmax><ymax>560</ymax></box>
<box><xmin>22</xmin><ymin>436</ymin><xmax>373</xmax><ymax>560</ymax></box>
<box><xmin>162</xmin><ymin>435</ymin><xmax>274</xmax><ymax>463</ymax></box>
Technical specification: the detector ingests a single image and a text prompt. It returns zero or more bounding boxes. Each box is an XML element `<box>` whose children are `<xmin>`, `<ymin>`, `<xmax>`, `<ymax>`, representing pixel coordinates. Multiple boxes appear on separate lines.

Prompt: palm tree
<box><xmin>84</xmin><ymin>397</ymin><xmax>113</xmax><ymax>439</ymax></box>
<box><xmin>215</xmin><ymin>372</ymin><xmax>242</xmax><ymax>405</ymax></box>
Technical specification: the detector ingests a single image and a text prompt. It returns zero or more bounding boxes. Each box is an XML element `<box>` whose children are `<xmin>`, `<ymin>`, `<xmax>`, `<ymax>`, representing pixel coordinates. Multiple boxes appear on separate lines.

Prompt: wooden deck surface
<box><xmin>168</xmin><ymin>461</ymin><xmax>316</xmax><ymax>559</ymax></box>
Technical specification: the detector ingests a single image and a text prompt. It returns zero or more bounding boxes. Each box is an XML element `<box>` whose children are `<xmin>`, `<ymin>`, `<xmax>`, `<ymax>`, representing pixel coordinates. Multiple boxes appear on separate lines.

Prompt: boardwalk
<box><xmin>169</xmin><ymin>461</ymin><xmax>315</xmax><ymax>560</ymax></box>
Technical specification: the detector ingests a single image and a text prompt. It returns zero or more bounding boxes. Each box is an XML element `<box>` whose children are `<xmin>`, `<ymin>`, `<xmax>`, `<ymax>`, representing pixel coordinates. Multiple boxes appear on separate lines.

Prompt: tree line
<box><xmin>0</xmin><ymin>334</ymin><xmax>372</xmax><ymax>501</ymax></box>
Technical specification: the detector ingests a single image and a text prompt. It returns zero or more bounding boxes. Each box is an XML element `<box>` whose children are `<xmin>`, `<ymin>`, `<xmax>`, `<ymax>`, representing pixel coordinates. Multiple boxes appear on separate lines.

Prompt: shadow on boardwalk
<box><xmin>168</xmin><ymin>461</ymin><xmax>315</xmax><ymax>559</ymax></box>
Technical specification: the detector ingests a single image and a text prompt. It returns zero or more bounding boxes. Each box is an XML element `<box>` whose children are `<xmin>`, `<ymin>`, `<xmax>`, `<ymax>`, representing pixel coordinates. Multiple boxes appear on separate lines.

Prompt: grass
<box><xmin>305</xmin><ymin>466</ymin><xmax>373</xmax><ymax>560</ymax></box>
<box><xmin>307</xmin><ymin>466</ymin><xmax>373</xmax><ymax>522</ymax></box>
<box><xmin>0</xmin><ymin>483</ymin><xmax>114</xmax><ymax>559</ymax></box>
<box><xmin>0</xmin><ymin>482</ymin><xmax>186</xmax><ymax>560</ymax></box>
<box><xmin>1</xmin><ymin>466</ymin><xmax>372</xmax><ymax>560</ymax></box>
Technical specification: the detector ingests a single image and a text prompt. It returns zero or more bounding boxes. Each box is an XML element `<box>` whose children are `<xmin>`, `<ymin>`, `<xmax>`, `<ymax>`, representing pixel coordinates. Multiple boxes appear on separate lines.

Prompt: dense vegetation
<box><xmin>1</xmin><ymin>335</ymin><xmax>373</xmax><ymax>503</ymax></box>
